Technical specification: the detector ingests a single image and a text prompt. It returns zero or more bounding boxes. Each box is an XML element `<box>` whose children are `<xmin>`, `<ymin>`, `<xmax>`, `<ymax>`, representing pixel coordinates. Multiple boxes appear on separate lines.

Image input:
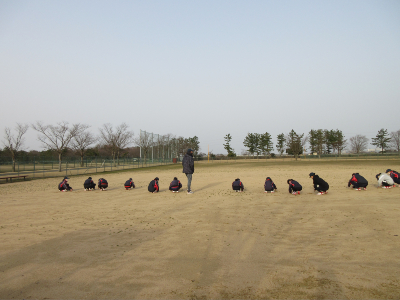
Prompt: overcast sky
<box><xmin>1</xmin><ymin>0</ymin><xmax>399</xmax><ymax>154</ymax></box>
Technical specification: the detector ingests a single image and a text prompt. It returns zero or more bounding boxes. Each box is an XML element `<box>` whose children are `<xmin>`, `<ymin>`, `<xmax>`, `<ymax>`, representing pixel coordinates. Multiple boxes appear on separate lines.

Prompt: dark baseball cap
<box><xmin>309</xmin><ymin>172</ymin><xmax>315</xmax><ymax>177</ymax></box>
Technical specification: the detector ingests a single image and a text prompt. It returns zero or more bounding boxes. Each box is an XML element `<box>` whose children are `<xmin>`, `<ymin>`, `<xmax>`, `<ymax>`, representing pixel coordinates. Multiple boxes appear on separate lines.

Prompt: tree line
<box><xmin>223</xmin><ymin>129</ymin><xmax>400</xmax><ymax>159</ymax></box>
<box><xmin>2</xmin><ymin>122</ymin><xmax>200</xmax><ymax>172</ymax></box>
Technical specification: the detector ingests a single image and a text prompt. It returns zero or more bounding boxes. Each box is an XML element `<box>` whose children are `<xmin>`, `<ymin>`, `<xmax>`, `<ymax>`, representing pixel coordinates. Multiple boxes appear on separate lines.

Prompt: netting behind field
<box><xmin>139</xmin><ymin>130</ymin><xmax>181</xmax><ymax>163</ymax></box>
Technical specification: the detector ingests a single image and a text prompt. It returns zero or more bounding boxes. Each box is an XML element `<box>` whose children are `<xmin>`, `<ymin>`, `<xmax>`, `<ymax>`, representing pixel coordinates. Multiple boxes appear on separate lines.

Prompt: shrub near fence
<box><xmin>0</xmin><ymin>157</ymin><xmax>176</xmax><ymax>181</ymax></box>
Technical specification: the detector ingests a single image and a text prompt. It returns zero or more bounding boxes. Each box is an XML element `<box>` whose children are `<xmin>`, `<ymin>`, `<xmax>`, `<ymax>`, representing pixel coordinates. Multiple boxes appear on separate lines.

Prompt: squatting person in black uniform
<box><xmin>232</xmin><ymin>178</ymin><xmax>244</xmax><ymax>192</ymax></box>
<box><xmin>59</xmin><ymin>176</ymin><xmax>73</xmax><ymax>192</ymax></box>
<box><xmin>309</xmin><ymin>172</ymin><xmax>329</xmax><ymax>195</ymax></box>
<box><xmin>98</xmin><ymin>178</ymin><xmax>108</xmax><ymax>191</ymax></box>
<box><xmin>169</xmin><ymin>177</ymin><xmax>182</xmax><ymax>192</ymax></box>
<box><xmin>148</xmin><ymin>177</ymin><xmax>160</xmax><ymax>193</ymax></box>
<box><xmin>287</xmin><ymin>179</ymin><xmax>302</xmax><ymax>195</ymax></box>
<box><xmin>124</xmin><ymin>178</ymin><xmax>135</xmax><ymax>190</ymax></box>
<box><xmin>348</xmin><ymin>173</ymin><xmax>368</xmax><ymax>190</ymax></box>
<box><xmin>84</xmin><ymin>177</ymin><xmax>96</xmax><ymax>191</ymax></box>
<box><xmin>264</xmin><ymin>177</ymin><xmax>277</xmax><ymax>193</ymax></box>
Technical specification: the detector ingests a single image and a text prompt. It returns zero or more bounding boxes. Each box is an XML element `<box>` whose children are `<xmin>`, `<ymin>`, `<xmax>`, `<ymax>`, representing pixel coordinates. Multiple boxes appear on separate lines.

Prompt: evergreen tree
<box><xmin>276</xmin><ymin>133</ymin><xmax>286</xmax><ymax>156</ymax></box>
<box><xmin>286</xmin><ymin>130</ymin><xmax>303</xmax><ymax>160</ymax></box>
<box><xmin>223</xmin><ymin>134</ymin><xmax>236</xmax><ymax>157</ymax></box>
<box><xmin>259</xmin><ymin>132</ymin><xmax>273</xmax><ymax>155</ymax></box>
<box><xmin>371</xmin><ymin>128</ymin><xmax>391</xmax><ymax>153</ymax></box>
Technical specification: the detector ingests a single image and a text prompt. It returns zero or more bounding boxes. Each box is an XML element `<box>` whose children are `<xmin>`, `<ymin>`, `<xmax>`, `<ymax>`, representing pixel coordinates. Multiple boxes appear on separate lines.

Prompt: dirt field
<box><xmin>1</xmin><ymin>159</ymin><xmax>399</xmax><ymax>299</ymax></box>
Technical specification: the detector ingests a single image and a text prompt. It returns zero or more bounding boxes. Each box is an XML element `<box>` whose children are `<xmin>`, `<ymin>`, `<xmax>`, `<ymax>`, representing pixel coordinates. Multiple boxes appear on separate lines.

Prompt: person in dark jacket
<box><xmin>148</xmin><ymin>177</ymin><xmax>160</xmax><ymax>193</ymax></box>
<box><xmin>98</xmin><ymin>178</ymin><xmax>108</xmax><ymax>191</ymax></box>
<box><xmin>287</xmin><ymin>179</ymin><xmax>302</xmax><ymax>195</ymax></box>
<box><xmin>182</xmin><ymin>148</ymin><xmax>195</xmax><ymax>194</ymax></box>
<box><xmin>309</xmin><ymin>172</ymin><xmax>329</xmax><ymax>195</ymax></box>
<box><xmin>59</xmin><ymin>176</ymin><xmax>73</xmax><ymax>192</ymax></box>
<box><xmin>264</xmin><ymin>177</ymin><xmax>277</xmax><ymax>193</ymax></box>
<box><xmin>348</xmin><ymin>173</ymin><xmax>368</xmax><ymax>190</ymax></box>
<box><xmin>232</xmin><ymin>178</ymin><xmax>244</xmax><ymax>192</ymax></box>
<box><xmin>386</xmin><ymin>169</ymin><xmax>400</xmax><ymax>186</ymax></box>
<box><xmin>84</xmin><ymin>177</ymin><xmax>96</xmax><ymax>191</ymax></box>
<box><xmin>124</xmin><ymin>178</ymin><xmax>135</xmax><ymax>190</ymax></box>
<box><xmin>169</xmin><ymin>177</ymin><xmax>182</xmax><ymax>192</ymax></box>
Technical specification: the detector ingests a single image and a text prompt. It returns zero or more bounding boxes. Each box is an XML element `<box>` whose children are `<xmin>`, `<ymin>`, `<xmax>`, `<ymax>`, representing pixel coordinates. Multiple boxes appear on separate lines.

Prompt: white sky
<box><xmin>1</xmin><ymin>0</ymin><xmax>399</xmax><ymax>154</ymax></box>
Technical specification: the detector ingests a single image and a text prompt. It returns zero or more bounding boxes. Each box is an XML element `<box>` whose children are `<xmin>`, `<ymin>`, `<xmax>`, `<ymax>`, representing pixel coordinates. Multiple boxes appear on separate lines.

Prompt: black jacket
<box><xmin>98</xmin><ymin>178</ymin><xmax>108</xmax><ymax>187</ymax></box>
<box><xmin>169</xmin><ymin>179</ymin><xmax>182</xmax><ymax>190</ymax></box>
<box><xmin>148</xmin><ymin>180</ymin><xmax>159</xmax><ymax>192</ymax></box>
<box><xmin>232</xmin><ymin>180</ymin><xmax>244</xmax><ymax>190</ymax></box>
<box><xmin>348</xmin><ymin>173</ymin><xmax>368</xmax><ymax>187</ymax></box>
<box><xmin>313</xmin><ymin>175</ymin><xmax>329</xmax><ymax>190</ymax></box>
<box><xmin>125</xmin><ymin>179</ymin><xmax>135</xmax><ymax>188</ymax></box>
<box><xmin>182</xmin><ymin>151</ymin><xmax>194</xmax><ymax>174</ymax></box>
<box><xmin>264</xmin><ymin>179</ymin><xmax>277</xmax><ymax>191</ymax></box>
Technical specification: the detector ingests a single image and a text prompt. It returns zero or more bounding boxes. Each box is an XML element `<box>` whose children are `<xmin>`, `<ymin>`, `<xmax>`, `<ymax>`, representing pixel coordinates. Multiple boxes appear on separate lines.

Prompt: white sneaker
<box><xmin>187</xmin><ymin>190</ymin><xmax>193</xmax><ymax>194</ymax></box>
<box><xmin>317</xmin><ymin>192</ymin><xmax>324</xmax><ymax>195</ymax></box>
<box><xmin>292</xmin><ymin>192</ymin><xmax>297</xmax><ymax>195</ymax></box>
<box><xmin>271</xmin><ymin>190</ymin><xmax>274</xmax><ymax>193</ymax></box>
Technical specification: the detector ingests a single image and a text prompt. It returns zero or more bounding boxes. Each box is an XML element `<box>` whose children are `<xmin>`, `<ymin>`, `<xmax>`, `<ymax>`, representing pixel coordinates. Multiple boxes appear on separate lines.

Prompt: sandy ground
<box><xmin>0</xmin><ymin>159</ymin><xmax>399</xmax><ymax>299</ymax></box>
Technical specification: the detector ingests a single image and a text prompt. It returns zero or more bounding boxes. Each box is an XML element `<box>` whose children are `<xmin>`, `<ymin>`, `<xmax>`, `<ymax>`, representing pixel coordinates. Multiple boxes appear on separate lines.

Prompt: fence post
<box><xmin>66</xmin><ymin>162</ymin><xmax>68</xmax><ymax>177</ymax></box>
<box><xmin>18</xmin><ymin>161</ymin><xmax>20</xmax><ymax>177</ymax></box>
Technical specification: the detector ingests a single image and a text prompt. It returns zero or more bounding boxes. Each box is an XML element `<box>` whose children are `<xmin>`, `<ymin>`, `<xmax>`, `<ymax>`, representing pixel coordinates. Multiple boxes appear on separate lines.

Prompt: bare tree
<box><xmin>70</xmin><ymin>125</ymin><xmax>97</xmax><ymax>167</ymax></box>
<box><xmin>99</xmin><ymin>123</ymin><xmax>134</xmax><ymax>166</ymax></box>
<box><xmin>349</xmin><ymin>135</ymin><xmax>369</xmax><ymax>153</ymax></box>
<box><xmin>134</xmin><ymin>130</ymin><xmax>154</xmax><ymax>163</ymax></box>
<box><xmin>31</xmin><ymin>121</ymin><xmax>85</xmax><ymax>172</ymax></box>
<box><xmin>390</xmin><ymin>130</ymin><xmax>400</xmax><ymax>153</ymax></box>
<box><xmin>3</xmin><ymin>123</ymin><xmax>29</xmax><ymax>172</ymax></box>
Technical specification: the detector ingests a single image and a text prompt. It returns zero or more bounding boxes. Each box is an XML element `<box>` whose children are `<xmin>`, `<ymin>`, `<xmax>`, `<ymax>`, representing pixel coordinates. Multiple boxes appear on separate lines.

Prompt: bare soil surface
<box><xmin>1</xmin><ymin>159</ymin><xmax>399</xmax><ymax>299</ymax></box>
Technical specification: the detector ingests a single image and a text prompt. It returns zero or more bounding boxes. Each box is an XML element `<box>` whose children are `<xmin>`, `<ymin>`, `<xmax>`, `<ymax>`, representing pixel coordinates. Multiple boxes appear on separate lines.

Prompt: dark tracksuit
<box><xmin>313</xmin><ymin>175</ymin><xmax>329</xmax><ymax>192</ymax></box>
<box><xmin>124</xmin><ymin>180</ymin><xmax>135</xmax><ymax>189</ymax></box>
<box><xmin>389</xmin><ymin>171</ymin><xmax>400</xmax><ymax>184</ymax></box>
<box><xmin>98</xmin><ymin>178</ymin><xmax>108</xmax><ymax>189</ymax></box>
<box><xmin>182</xmin><ymin>150</ymin><xmax>194</xmax><ymax>191</ymax></box>
<box><xmin>84</xmin><ymin>178</ymin><xmax>96</xmax><ymax>189</ymax></box>
<box><xmin>169</xmin><ymin>180</ymin><xmax>182</xmax><ymax>191</ymax></box>
<box><xmin>348</xmin><ymin>173</ymin><xmax>368</xmax><ymax>188</ymax></box>
<box><xmin>232</xmin><ymin>180</ymin><xmax>244</xmax><ymax>191</ymax></box>
<box><xmin>288</xmin><ymin>180</ymin><xmax>302</xmax><ymax>193</ymax></box>
<box><xmin>264</xmin><ymin>179</ymin><xmax>277</xmax><ymax>191</ymax></box>
<box><xmin>148</xmin><ymin>180</ymin><xmax>159</xmax><ymax>193</ymax></box>
<box><xmin>58</xmin><ymin>180</ymin><xmax>72</xmax><ymax>191</ymax></box>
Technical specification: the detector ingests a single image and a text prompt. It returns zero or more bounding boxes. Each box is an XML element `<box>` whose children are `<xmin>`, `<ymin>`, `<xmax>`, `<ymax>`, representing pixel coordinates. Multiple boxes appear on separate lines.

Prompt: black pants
<box><xmin>84</xmin><ymin>183</ymin><xmax>96</xmax><ymax>189</ymax></box>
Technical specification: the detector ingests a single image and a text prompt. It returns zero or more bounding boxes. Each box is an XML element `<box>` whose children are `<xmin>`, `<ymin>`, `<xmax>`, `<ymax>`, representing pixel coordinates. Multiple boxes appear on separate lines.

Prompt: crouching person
<box><xmin>98</xmin><ymin>178</ymin><xmax>108</xmax><ymax>191</ymax></box>
<box><xmin>169</xmin><ymin>177</ymin><xmax>182</xmax><ymax>192</ymax></box>
<box><xmin>287</xmin><ymin>179</ymin><xmax>302</xmax><ymax>195</ymax></box>
<box><xmin>376</xmin><ymin>172</ymin><xmax>394</xmax><ymax>188</ymax></box>
<box><xmin>148</xmin><ymin>177</ymin><xmax>160</xmax><ymax>193</ymax></box>
<box><xmin>264</xmin><ymin>177</ymin><xmax>277</xmax><ymax>193</ymax></box>
<box><xmin>59</xmin><ymin>176</ymin><xmax>73</xmax><ymax>192</ymax></box>
<box><xmin>124</xmin><ymin>178</ymin><xmax>135</xmax><ymax>190</ymax></box>
<box><xmin>232</xmin><ymin>178</ymin><xmax>244</xmax><ymax>192</ymax></box>
<box><xmin>348</xmin><ymin>173</ymin><xmax>368</xmax><ymax>190</ymax></box>
<box><xmin>309</xmin><ymin>172</ymin><xmax>329</xmax><ymax>195</ymax></box>
<box><xmin>386</xmin><ymin>169</ymin><xmax>400</xmax><ymax>186</ymax></box>
<box><xmin>84</xmin><ymin>177</ymin><xmax>96</xmax><ymax>191</ymax></box>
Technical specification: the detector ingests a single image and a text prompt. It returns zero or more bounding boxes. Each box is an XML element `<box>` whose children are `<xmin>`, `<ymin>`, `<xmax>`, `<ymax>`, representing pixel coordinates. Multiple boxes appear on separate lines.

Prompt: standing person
<box><xmin>182</xmin><ymin>148</ymin><xmax>194</xmax><ymax>194</ymax></box>
<box><xmin>348</xmin><ymin>173</ymin><xmax>368</xmax><ymax>190</ymax></box>
<box><xmin>309</xmin><ymin>172</ymin><xmax>329</xmax><ymax>195</ymax></box>
<box><xmin>386</xmin><ymin>169</ymin><xmax>400</xmax><ymax>186</ymax></box>
<box><xmin>148</xmin><ymin>177</ymin><xmax>160</xmax><ymax>193</ymax></box>
<box><xmin>287</xmin><ymin>179</ymin><xmax>302</xmax><ymax>195</ymax></box>
<box><xmin>98</xmin><ymin>178</ymin><xmax>108</xmax><ymax>191</ymax></box>
<box><xmin>232</xmin><ymin>178</ymin><xmax>244</xmax><ymax>192</ymax></box>
<box><xmin>124</xmin><ymin>178</ymin><xmax>135</xmax><ymax>190</ymax></box>
<box><xmin>84</xmin><ymin>177</ymin><xmax>96</xmax><ymax>191</ymax></box>
<box><xmin>169</xmin><ymin>177</ymin><xmax>182</xmax><ymax>192</ymax></box>
<box><xmin>58</xmin><ymin>176</ymin><xmax>73</xmax><ymax>192</ymax></box>
<box><xmin>264</xmin><ymin>177</ymin><xmax>277</xmax><ymax>193</ymax></box>
<box><xmin>376</xmin><ymin>172</ymin><xmax>394</xmax><ymax>188</ymax></box>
